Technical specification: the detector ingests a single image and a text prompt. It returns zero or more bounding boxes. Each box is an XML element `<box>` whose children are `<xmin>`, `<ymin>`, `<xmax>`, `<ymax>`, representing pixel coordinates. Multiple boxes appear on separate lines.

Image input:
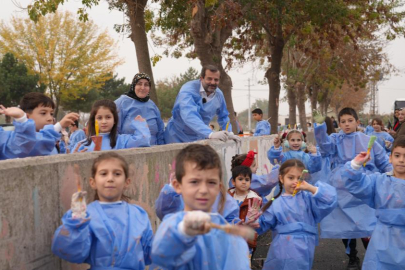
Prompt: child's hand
<box><xmin>182</xmin><ymin>211</ymin><xmax>211</xmax><ymax>236</ymax></box>
<box><xmin>307</xmin><ymin>144</ymin><xmax>317</xmax><ymax>154</ymax></box>
<box><xmin>273</xmin><ymin>136</ymin><xmax>281</xmax><ymax>148</ymax></box>
<box><xmin>384</xmin><ymin>140</ymin><xmax>392</xmax><ymax>149</ymax></box>
<box><xmin>246</xmin><ymin>197</ymin><xmax>262</xmax><ymax>223</ymax></box>
<box><xmin>60</xmin><ymin>112</ymin><xmax>80</xmax><ymax>128</ymax></box>
<box><xmin>353</xmin><ymin>152</ymin><xmax>370</xmax><ymax>166</ymax></box>
<box><xmin>0</xmin><ymin>105</ymin><xmax>25</xmax><ymax>119</ymax></box>
<box><xmin>71</xmin><ymin>191</ymin><xmax>87</xmax><ymax>219</ymax></box>
<box><xmin>134</xmin><ymin>115</ymin><xmax>146</xmax><ymax>122</ymax></box>
<box><xmin>295</xmin><ymin>180</ymin><xmax>317</xmax><ymax>194</ymax></box>
<box><xmin>72</xmin><ymin>142</ymin><xmax>88</xmax><ymax>153</ymax></box>
<box><xmin>313</xmin><ymin>110</ymin><xmax>325</xmax><ymax>124</ymax></box>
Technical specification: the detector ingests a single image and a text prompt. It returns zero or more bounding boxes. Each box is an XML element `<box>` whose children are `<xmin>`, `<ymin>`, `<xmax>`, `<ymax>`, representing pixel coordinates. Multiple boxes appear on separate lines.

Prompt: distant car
<box><xmin>0</xmin><ymin>123</ymin><xmax>15</xmax><ymax>131</ymax></box>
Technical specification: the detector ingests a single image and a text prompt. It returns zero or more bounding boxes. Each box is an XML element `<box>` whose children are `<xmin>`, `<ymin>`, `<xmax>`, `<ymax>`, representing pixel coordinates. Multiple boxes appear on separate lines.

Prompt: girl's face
<box><xmin>399</xmin><ymin>109</ymin><xmax>405</xmax><ymax>122</ymax></box>
<box><xmin>134</xmin><ymin>79</ymin><xmax>150</xmax><ymax>99</ymax></box>
<box><xmin>288</xmin><ymin>133</ymin><xmax>303</xmax><ymax>151</ymax></box>
<box><xmin>279</xmin><ymin>166</ymin><xmax>303</xmax><ymax>195</ymax></box>
<box><xmin>372</xmin><ymin>121</ymin><xmax>382</xmax><ymax>132</ymax></box>
<box><xmin>96</xmin><ymin>106</ymin><xmax>115</xmax><ymax>133</ymax></box>
<box><xmin>90</xmin><ymin>158</ymin><xmax>130</xmax><ymax>202</ymax></box>
<box><xmin>250</xmin><ymin>159</ymin><xmax>258</xmax><ymax>174</ymax></box>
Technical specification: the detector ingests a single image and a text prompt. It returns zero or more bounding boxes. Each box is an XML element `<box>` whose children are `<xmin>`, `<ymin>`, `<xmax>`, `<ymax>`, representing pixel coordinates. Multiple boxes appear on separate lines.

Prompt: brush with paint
<box><xmin>292</xmin><ymin>169</ymin><xmax>309</xmax><ymax>197</ymax></box>
<box><xmin>71</xmin><ymin>164</ymin><xmax>87</xmax><ymax>219</ymax></box>
<box><xmin>209</xmin><ymin>223</ymin><xmax>256</xmax><ymax>241</ymax></box>
<box><xmin>91</xmin><ymin>119</ymin><xmax>102</xmax><ymax>151</ymax></box>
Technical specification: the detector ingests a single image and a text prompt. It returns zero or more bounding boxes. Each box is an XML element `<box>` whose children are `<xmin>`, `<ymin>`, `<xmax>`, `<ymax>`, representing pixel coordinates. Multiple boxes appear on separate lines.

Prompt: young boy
<box><xmin>228</xmin><ymin>165</ymin><xmax>262</xmax><ymax>253</ymax></box>
<box><xmin>314</xmin><ymin>107</ymin><xmax>392</xmax><ymax>269</ymax></box>
<box><xmin>343</xmin><ymin>137</ymin><xmax>405</xmax><ymax>270</ymax></box>
<box><xmin>151</xmin><ymin>144</ymin><xmax>250</xmax><ymax>269</ymax></box>
<box><xmin>252</xmin><ymin>108</ymin><xmax>271</xmax><ymax>136</ymax></box>
<box><xmin>18</xmin><ymin>92</ymin><xmax>79</xmax><ymax>157</ymax></box>
<box><xmin>68</xmin><ymin>120</ymin><xmax>86</xmax><ymax>153</ymax></box>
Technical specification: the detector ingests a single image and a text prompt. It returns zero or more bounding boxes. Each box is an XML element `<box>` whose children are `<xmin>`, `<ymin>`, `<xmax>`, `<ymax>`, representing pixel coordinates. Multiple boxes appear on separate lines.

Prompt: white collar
<box><xmin>199</xmin><ymin>82</ymin><xmax>216</xmax><ymax>102</ymax></box>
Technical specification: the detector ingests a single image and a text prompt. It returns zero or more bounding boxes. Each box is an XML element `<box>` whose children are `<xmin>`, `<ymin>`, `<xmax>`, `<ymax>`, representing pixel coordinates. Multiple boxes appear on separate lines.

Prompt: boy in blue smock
<box><xmin>314</xmin><ymin>107</ymin><xmax>392</xmax><ymax>269</ymax></box>
<box><xmin>252</xmin><ymin>108</ymin><xmax>271</xmax><ymax>136</ymax></box>
<box><xmin>342</xmin><ymin>137</ymin><xmax>405</xmax><ymax>270</ymax></box>
<box><xmin>151</xmin><ymin>144</ymin><xmax>250</xmax><ymax>269</ymax></box>
<box><xmin>68</xmin><ymin>120</ymin><xmax>86</xmax><ymax>153</ymax></box>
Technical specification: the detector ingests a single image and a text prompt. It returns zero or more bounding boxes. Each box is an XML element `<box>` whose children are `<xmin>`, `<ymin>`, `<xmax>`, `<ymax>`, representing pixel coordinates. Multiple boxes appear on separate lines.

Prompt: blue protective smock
<box><xmin>0</xmin><ymin>119</ymin><xmax>37</xmax><ymax>160</ymax></box>
<box><xmin>365</xmin><ymin>125</ymin><xmax>374</xmax><ymax>135</ymax></box>
<box><xmin>69</xmin><ymin>129</ymin><xmax>86</xmax><ymax>152</ymax></box>
<box><xmin>257</xmin><ymin>181</ymin><xmax>337</xmax><ymax>270</ymax></box>
<box><xmin>267</xmin><ymin>147</ymin><xmax>322</xmax><ymax>174</ymax></box>
<box><xmin>115</xmin><ymin>95</ymin><xmax>165</xmax><ymax>145</ymax></box>
<box><xmin>314</xmin><ymin>122</ymin><xmax>392</xmax><ymax>239</ymax></box>
<box><xmin>370</xmin><ymin>131</ymin><xmax>394</xmax><ymax>154</ymax></box>
<box><xmin>254</xmin><ymin>120</ymin><xmax>271</xmax><ymax>136</ymax></box>
<box><xmin>59</xmin><ymin>140</ymin><xmax>67</xmax><ymax>154</ymax></box>
<box><xmin>154</xmin><ymin>184</ymin><xmax>240</xmax><ymax>224</ymax></box>
<box><xmin>342</xmin><ymin>162</ymin><xmax>405</xmax><ymax>270</ymax></box>
<box><xmin>52</xmin><ymin>201</ymin><xmax>153</xmax><ymax>269</ymax></box>
<box><xmin>74</xmin><ymin>120</ymin><xmax>150</xmax><ymax>152</ymax></box>
<box><xmin>164</xmin><ymin>80</ymin><xmax>231</xmax><ymax>143</ymax></box>
<box><xmin>151</xmin><ymin>211</ymin><xmax>250</xmax><ymax>270</ymax></box>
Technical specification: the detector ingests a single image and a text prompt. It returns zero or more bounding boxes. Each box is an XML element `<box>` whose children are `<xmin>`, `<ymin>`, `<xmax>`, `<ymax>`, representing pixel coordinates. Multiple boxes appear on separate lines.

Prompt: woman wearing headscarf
<box><xmin>115</xmin><ymin>73</ymin><xmax>165</xmax><ymax>145</ymax></box>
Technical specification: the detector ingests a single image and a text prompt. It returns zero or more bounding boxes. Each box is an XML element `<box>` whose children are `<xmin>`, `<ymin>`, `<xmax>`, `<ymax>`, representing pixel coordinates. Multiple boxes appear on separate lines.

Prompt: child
<box><xmin>73</xmin><ymin>99</ymin><xmax>151</xmax><ymax>152</ymax></box>
<box><xmin>52</xmin><ymin>152</ymin><xmax>153</xmax><ymax>268</ymax></box>
<box><xmin>68</xmin><ymin>120</ymin><xmax>86</xmax><ymax>153</ymax></box>
<box><xmin>342</xmin><ymin>138</ymin><xmax>405</xmax><ymax>270</ymax></box>
<box><xmin>151</xmin><ymin>144</ymin><xmax>250</xmax><ymax>269</ymax></box>
<box><xmin>254</xmin><ymin>159</ymin><xmax>337</xmax><ymax>270</ymax></box>
<box><xmin>228</xmin><ymin>151</ymin><xmax>279</xmax><ymax>198</ymax></box>
<box><xmin>314</xmin><ymin>107</ymin><xmax>392</xmax><ymax>269</ymax></box>
<box><xmin>228</xmin><ymin>166</ymin><xmax>262</xmax><ymax>253</ymax></box>
<box><xmin>365</xmin><ymin>119</ymin><xmax>374</xmax><ymax>135</ymax></box>
<box><xmin>370</xmin><ymin>117</ymin><xmax>394</xmax><ymax>154</ymax></box>
<box><xmin>252</xmin><ymin>108</ymin><xmax>271</xmax><ymax>136</ymax></box>
<box><xmin>267</xmin><ymin>130</ymin><xmax>322</xmax><ymax>174</ymax></box>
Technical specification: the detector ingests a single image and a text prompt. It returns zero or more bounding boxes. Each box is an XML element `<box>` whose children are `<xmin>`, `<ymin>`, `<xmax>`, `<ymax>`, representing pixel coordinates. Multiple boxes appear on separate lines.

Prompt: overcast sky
<box><xmin>1</xmin><ymin>0</ymin><xmax>405</xmax><ymax>115</ymax></box>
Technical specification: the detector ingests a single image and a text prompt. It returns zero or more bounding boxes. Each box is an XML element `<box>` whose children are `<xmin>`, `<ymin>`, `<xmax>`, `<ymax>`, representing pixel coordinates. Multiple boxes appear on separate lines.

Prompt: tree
<box><xmin>0</xmin><ymin>11</ymin><xmax>122</xmax><ymax>117</ymax></box>
<box><xmin>0</xmin><ymin>53</ymin><xmax>45</xmax><ymax>122</ymax></box>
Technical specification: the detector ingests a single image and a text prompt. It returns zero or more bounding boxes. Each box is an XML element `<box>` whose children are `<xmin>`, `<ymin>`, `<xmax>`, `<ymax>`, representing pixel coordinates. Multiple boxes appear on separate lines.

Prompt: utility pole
<box><xmin>247</xmin><ymin>78</ymin><xmax>251</xmax><ymax>131</ymax></box>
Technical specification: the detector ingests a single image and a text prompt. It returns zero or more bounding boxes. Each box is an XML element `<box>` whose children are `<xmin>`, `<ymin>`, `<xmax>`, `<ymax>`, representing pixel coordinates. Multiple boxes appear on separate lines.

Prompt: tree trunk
<box><xmin>266</xmin><ymin>31</ymin><xmax>284</xmax><ymax>134</ymax></box>
<box><xmin>296</xmin><ymin>82</ymin><xmax>307</xmax><ymax>132</ymax></box>
<box><xmin>287</xmin><ymin>84</ymin><xmax>297</xmax><ymax>127</ymax></box>
<box><xmin>126</xmin><ymin>0</ymin><xmax>158</xmax><ymax>106</ymax></box>
<box><xmin>190</xmin><ymin>0</ymin><xmax>237</xmax><ymax>133</ymax></box>
<box><xmin>308</xmin><ymin>84</ymin><xmax>319</xmax><ymax>113</ymax></box>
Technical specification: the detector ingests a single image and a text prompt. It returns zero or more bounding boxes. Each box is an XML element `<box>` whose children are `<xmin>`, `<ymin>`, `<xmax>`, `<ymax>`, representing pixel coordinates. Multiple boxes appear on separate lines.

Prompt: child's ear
<box><xmin>124</xmin><ymin>178</ymin><xmax>131</xmax><ymax>189</ymax></box>
<box><xmin>89</xmin><ymin>177</ymin><xmax>97</xmax><ymax>190</ymax></box>
<box><xmin>356</xmin><ymin>120</ymin><xmax>360</xmax><ymax>125</ymax></box>
<box><xmin>389</xmin><ymin>154</ymin><xmax>392</xmax><ymax>164</ymax></box>
<box><xmin>172</xmin><ymin>179</ymin><xmax>182</xmax><ymax>194</ymax></box>
<box><xmin>278</xmin><ymin>175</ymin><xmax>284</xmax><ymax>185</ymax></box>
<box><xmin>231</xmin><ymin>178</ymin><xmax>236</xmax><ymax>185</ymax></box>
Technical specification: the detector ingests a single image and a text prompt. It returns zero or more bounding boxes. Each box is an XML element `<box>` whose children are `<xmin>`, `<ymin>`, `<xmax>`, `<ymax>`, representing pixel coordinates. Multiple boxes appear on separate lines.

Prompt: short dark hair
<box><xmin>201</xmin><ymin>65</ymin><xmax>220</xmax><ymax>78</ymax></box>
<box><xmin>20</xmin><ymin>92</ymin><xmax>55</xmax><ymax>113</ymax></box>
<box><xmin>73</xmin><ymin>120</ymin><xmax>79</xmax><ymax>127</ymax></box>
<box><xmin>391</xmin><ymin>136</ymin><xmax>405</xmax><ymax>153</ymax></box>
<box><xmin>252</xmin><ymin>108</ymin><xmax>263</xmax><ymax>115</ymax></box>
<box><xmin>231</xmin><ymin>166</ymin><xmax>252</xmax><ymax>181</ymax></box>
<box><xmin>338</xmin><ymin>107</ymin><xmax>358</xmax><ymax>122</ymax></box>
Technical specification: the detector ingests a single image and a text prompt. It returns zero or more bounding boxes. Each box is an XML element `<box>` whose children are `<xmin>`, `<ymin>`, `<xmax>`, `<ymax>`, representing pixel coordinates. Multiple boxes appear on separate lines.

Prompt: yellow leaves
<box><xmin>205</xmin><ymin>0</ymin><xmax>218</xmax><ymax>8</ymax></box>
<box><xmin>151</xmin><ymin>54</ymin><xmax>162</xmax><ymax>66</ymax></box>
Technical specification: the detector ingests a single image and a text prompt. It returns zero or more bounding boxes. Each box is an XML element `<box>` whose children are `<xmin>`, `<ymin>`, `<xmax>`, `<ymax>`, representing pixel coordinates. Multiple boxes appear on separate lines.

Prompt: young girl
<box><xmin>229</xmin><ymin>151</ymin><xmax>280</xmax><ymax>198</ymax></box>
<box><xmin>151</xmin><ymin>144</ymin><xmax>250</xmax><ymax>269</ymax></box>
<box><xmin>267</xmin><ymin>130</ymin><xmax>322</xmax><ymax>175</ymax></box>
<box><xmin>343</xmin><ymin>138</ymin><xmax>405</xmax><ymax>269</ymax></box>
<box><xmin>73</xmin><ymin>99</ymin><xmax>151</xmax><ymax>152</ymax></box>
<box><xmin>370</xmin><ymin>117</ymin><xmax>394</xmax><ymax>154</ymax></box>
<box><xmin>254</xmin><ymin>159</ymin><xmax>337</xmax><ymax>270</ymax></box>
<box><xmin>52</xmin><ymin>152</ymin><xmax>153</xmax><ymax>269</ymax></box>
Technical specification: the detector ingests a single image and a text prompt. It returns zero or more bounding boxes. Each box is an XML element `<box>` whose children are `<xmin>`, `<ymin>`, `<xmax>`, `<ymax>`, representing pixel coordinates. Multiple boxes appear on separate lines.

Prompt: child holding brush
<box><xmin>52</xmin><ymin>152</ymin><xmax>153</xmax><ymax>269</ymax></box>
<box><xmin>151</xmin><ymin>144</ymin><xmax>252</xmax><ymax>269</ymax></box>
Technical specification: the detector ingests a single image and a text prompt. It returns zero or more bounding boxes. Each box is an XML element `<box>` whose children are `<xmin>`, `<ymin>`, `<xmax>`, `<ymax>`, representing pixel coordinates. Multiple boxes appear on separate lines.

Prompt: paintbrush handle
<box><xmin>363</xmin><ymin>148</ymin><xmax>372</xmax><ymax>166</ymax></box>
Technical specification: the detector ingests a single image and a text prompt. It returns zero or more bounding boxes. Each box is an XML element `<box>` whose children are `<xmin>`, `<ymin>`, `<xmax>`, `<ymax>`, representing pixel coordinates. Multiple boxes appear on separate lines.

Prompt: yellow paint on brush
<box><xmin>292</xmin><ymin>169</ymin><xmax>309</xmax><ymax>197</ymax></box>
<box><xmin>95</xmin><ymin>120</ymin><xmax>99</xmax><ymax>136</ymax></box>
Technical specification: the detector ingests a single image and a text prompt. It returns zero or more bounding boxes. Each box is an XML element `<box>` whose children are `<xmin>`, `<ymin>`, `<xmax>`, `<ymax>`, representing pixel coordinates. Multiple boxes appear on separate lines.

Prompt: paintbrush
<box><xmin>209</xmin><ymin>223</ymin><xmax>256</xmax><ymax>241</ymax></box>
<box><xmin>292</xmin><ymin>169</ymin><xmax>309</xmax><ymax>196</ymax></box>
<box><xmin>364</xmin><ymin>136</ymin><xmax>377</xmax><ymax>166</ymax></box>
<box><xmin>74</xmin><ymin>164</ymin><xmax>82</xmax><ymax>202</ymax></box>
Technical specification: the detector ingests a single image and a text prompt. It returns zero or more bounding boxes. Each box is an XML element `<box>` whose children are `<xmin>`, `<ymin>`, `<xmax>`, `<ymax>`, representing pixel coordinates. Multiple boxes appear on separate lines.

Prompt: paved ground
<box><xmin>251</xmin><ymin>230</ymin><xmax>366</xmax><ymax>269</ymax></box>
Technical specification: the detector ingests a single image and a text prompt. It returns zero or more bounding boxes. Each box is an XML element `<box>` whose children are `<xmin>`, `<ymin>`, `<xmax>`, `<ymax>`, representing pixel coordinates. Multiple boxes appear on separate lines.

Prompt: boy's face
<box><xmin>232</xmin><ymin>174</ymin><xmax>251</xmax><ymax>194</ymax></box>
<box><xmin>339</xmin><ymin>114</ymin><xmax>359</xmax><ymax>134</ymax></box>
<box><xmin>390</xmin><ymin>147</ymin><xmax>405</xmax><ymax>178</ymax></box>
<box><xmin>27</xmin><ymin>105</ymin><xmax>54</xmax><ymax>131</ymax></box>
<box><xmin>252</xmin><ymin>113</ymin><xmax>262</xmax><ymax>121</ymax></box>
<box><xmin>173</xmin><ymin>162</ymin><xmax>221</xmax><ymax>212</ymax></box>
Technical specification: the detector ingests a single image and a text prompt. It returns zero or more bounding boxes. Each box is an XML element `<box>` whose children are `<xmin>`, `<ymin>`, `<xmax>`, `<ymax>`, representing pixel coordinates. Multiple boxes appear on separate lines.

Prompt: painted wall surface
<box><xmin>0</xmin><ymin>135</ymin><xmax>278</xmax><ymax>270</ymax></box>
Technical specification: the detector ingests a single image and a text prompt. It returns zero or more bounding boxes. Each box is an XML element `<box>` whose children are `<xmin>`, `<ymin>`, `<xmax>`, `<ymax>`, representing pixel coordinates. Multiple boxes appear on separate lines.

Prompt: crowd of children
<box><xmin>1</xmin><ymin>92</ymin><xmax>403</xmax><ymax>270</ymax></box>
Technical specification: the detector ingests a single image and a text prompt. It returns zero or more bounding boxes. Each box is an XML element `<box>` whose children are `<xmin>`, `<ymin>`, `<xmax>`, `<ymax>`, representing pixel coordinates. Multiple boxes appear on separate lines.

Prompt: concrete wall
<box><xmin>0</xmin><ymin>135</ymin><xmax>277</xmax><ymax>270</ymax></box>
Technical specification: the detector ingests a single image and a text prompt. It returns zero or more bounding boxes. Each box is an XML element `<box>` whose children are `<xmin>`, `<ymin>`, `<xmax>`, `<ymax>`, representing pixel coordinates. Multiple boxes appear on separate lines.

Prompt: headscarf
<box><xmin>126</xmin><ymin>72</ymin><xmax>151</xmax><ymax>102</ymax></box>
<box><xmin>241</xmin><ymin>151</ymin><xmax>257</xmax><ymax>167</ymax></box>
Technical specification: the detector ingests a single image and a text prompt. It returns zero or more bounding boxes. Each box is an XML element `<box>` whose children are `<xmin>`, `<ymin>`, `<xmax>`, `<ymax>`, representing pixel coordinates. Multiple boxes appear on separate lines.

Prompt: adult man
<box><xmin>164</xmin><ymin>65</ymin><xmax>237</xmax><ymax>143</ymax></box>
<box><xmin>68</xmin><ymin>120</ymin><xmax>86</xmax><ymax>152</ymax></box>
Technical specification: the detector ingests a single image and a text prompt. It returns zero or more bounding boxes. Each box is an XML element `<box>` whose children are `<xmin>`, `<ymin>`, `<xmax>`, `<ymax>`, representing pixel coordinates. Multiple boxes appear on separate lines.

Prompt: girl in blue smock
<box><xmin>370</xmin><ymin>117</ymin><xmax>394</xmax><ymax>154</ymax></box>
<box><xmin>268</xmin><ymin>130</ymin><xmax>322</xmax><ymax>175</ymax></box>
<box><xmin>228</xmin><ymin>151</ymin><xmax>279</xmax><ymax>198</ymax></box>
<box><xmin>254</xmin><ymin>159</ymin><xmax>337</xmax><ymax>270</ymax></box>
<box><xmin>151</xmin><ymin>144</ymin><xmax>250</xmax><ymax>269</ymax></box>
<box><xmin>343</xmin><ymin>143</ymin><xmax>405</xmax><ymax>270</ymax></box>
<box><xmin>115</xmin><ymin>73</ymin><xmax>165</xmax><ymax>145</ymax></box>
<box><xmin>73</xmin><ymin>99</ymin><xmax>150</xmax><ymax>152</ymax></box>
<box><xmin>52</xmin><ymin>152</ymin><xmax>153</xmax><ymax>269</ymax></box>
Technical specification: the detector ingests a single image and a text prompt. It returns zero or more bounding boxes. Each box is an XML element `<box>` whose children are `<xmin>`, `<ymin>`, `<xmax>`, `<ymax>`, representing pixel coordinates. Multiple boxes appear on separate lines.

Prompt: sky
<box><xmin>1</xmin><ymin>0</ymin><xmax>405</xmax><ymax>116</ymax></box>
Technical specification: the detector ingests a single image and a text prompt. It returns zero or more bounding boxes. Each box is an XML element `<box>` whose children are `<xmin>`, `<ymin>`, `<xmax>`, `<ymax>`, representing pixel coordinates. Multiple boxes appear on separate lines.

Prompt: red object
<box><xmin>241</xmin><ymin>151</ymin><xmax>257</xmax><ymax>167</ymax></box>
<box><xmin>91</xmin><ymin>136</ymin><xmax>102</xmax><ymax>151</ymax></box>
